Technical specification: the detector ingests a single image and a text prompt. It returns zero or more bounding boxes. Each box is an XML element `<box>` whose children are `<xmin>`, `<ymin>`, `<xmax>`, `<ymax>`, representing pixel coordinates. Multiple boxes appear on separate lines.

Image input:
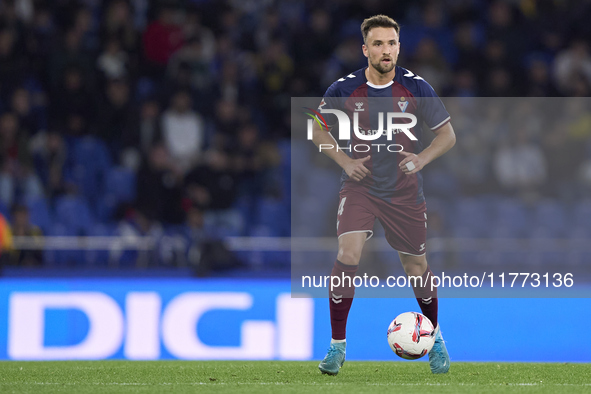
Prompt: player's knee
<box><xmin>337</xmin><ymin>248</ymin><xmax>361</xmax><ymax>266</ymax></box>
<box><xmin>400</xmin><ymin>257</ymin><xmax>427</xmax><ymax>277</ymax></box>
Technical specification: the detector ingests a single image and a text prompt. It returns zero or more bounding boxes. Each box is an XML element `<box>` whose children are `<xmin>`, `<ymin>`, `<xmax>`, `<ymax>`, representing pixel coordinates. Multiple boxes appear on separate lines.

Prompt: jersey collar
<box><xmin>364</xmin><ymin>66</ymin><xmax>396</xmax><ymax>89</ymax></box>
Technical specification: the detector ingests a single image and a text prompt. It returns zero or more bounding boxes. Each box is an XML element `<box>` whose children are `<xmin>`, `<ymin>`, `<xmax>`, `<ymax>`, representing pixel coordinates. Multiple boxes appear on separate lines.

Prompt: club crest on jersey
<box><xmin>398</xmin><ymin>97</ymin><xmax>408</xmax><ymax>112</ymax></box>
<box><xmin>355</xmin><ymin>102</ymin><xmax>364</xmax><ymax>112</ymax></box>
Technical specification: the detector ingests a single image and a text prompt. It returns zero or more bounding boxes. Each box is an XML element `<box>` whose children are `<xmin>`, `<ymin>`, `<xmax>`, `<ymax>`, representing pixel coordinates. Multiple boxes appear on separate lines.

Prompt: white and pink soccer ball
<box><xmin>387</xmin><ymin>312</ymin><xmax>436</xmax><ymax>360</ymax></box>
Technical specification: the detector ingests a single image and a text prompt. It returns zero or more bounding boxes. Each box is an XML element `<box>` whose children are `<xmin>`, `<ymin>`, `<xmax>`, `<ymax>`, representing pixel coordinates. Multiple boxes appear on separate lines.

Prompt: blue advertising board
<box><xmin>0</xmin><ymin>278</ymin><xmax>589</xmax><ymax>362</ymax></box>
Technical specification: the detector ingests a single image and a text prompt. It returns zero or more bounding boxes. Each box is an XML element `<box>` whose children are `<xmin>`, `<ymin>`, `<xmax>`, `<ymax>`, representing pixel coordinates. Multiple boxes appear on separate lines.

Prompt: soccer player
<box><xmin>311</xmin><ymin>15</ymin><xmax>456</xmax><ymax>375</ymax></box>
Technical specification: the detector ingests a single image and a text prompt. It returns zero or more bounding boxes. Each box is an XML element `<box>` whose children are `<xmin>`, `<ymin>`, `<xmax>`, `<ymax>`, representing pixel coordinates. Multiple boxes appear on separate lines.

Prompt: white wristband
<box><xmin>405</xmin><ymin>162</ymin><xmax>416</xmax><ymax>171</ymax></box>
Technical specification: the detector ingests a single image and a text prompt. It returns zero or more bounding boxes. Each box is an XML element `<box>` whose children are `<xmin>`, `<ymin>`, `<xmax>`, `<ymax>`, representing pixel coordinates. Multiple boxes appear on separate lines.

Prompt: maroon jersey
<box><xmin>321</xmin><ymin>66</ymin><xmax>450</xmax><ymax>205</ymax></box>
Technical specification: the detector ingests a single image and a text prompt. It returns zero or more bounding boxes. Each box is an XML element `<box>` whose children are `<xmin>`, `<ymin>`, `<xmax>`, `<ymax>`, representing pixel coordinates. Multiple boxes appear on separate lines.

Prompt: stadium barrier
<box><xmin>12</xmin><ymin>235</ymin><xmax>591</xmax><ymax>252</ymax></box>
<box><xmin>0</xmin><ymin>278</ymin><xmax>589</xmax><ymax>362</ymax></box>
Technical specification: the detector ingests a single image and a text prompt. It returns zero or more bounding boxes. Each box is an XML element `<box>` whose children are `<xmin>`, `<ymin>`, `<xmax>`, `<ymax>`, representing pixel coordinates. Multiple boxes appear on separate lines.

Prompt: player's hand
<box><xmin>398</xmin><ymin>151</ymin><xmax>425</xmax><ymax>175</ymax></box>
<box><xmin>343</xmin><ymin>156</ymin><xmax>371</xmax><ymax>182</ymax></box>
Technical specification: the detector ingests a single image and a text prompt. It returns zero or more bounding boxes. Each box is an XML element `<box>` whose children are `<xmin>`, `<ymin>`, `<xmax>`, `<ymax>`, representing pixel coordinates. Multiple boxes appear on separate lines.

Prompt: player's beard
<box><xmin>370</xmin><ymin>55</ymin><xmax>396</xmax><ymax>74</ymax></box>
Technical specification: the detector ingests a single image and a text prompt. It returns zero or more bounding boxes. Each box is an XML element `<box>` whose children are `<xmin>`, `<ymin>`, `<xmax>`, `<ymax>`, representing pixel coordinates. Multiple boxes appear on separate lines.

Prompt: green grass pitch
<box><xmin>0</xmin><ymin>361</ymin><xmax>589</xmax><ymax>393</ymax></box>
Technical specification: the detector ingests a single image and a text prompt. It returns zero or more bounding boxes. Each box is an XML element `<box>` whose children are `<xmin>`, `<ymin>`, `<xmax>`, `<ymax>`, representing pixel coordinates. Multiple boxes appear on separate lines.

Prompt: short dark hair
<box><xmin>360</xmin><ymin>15</ymin><xmax>400</xmax><ymax>44</ymax></box>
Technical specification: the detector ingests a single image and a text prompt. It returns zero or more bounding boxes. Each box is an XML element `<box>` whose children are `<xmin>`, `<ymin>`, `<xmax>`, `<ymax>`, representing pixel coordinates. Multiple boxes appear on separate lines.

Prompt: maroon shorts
<box><xmin>336</xmin><ymin>189</ymin><xmax>427</xmax><ymax>255</ymax></box>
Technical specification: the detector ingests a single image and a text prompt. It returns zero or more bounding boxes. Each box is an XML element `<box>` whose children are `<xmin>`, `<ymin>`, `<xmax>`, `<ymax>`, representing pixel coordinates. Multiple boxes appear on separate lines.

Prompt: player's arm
<box><xmin>311</xmin><ymin>121</ymin><xmax>371</xmax><ymax>182</ymax></box>
<box><xmin>398</xmin><ymin>122</ymin><xmax>456</xmax><ymax>175</ymax></box>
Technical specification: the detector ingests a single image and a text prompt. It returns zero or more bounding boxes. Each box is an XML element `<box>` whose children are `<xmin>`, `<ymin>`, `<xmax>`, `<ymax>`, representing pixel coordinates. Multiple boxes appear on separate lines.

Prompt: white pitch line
<box><xmin>1</xmin><ymin>382</ymin><xmax>591</xmax><ymax>386</ymax></box>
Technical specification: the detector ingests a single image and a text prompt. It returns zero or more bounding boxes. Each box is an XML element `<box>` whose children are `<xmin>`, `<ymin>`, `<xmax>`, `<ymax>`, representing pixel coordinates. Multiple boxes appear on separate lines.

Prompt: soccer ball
<box><xmin>387</xmin><ymin>312</ymin><xmax>435</xmax><ymax>360</ymax></box>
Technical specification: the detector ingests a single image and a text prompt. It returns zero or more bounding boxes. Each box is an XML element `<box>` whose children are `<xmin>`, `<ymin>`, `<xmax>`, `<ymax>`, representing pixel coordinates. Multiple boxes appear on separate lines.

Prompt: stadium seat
<box><xmin>280</xmin><ymin>165</ymin><xmax>291</xmax><ymax>204</ymax></box>
<box><xmin>531</xmin><ymin>200</ymin><xmax>567</xmax><ymax>237</ymax></box>
<box><xmin>491</xmin><ymin>198</ymin><xmax>529</xmax><ymax>237</ymax></box>
<box><xmin>84</xmin><ymin>223</ymin><xmax>117</xmax><ymax>267</ymax></box>
<box><xmin>254</xmin><ymin>198</ymin><xmax>290</xmax><ymax>237</ymax></box>
<box><xmin>69</xmin><ymin>137</ymin><xmax>112</xmax><ymax>205</ymax></box>
<box><xmin>135</xmin><ymin>77</ymin><xmax>156</xmax><ymax>100</ymax></box>
<box><xmin>43</xmin><ymin>223</ymin><xmax>68</xmax><ymax>267</ymax></box>
<box><xmin>489</xmin><ymin>222</ymin><xmax>522</xmax><ymax>239</ymax></box>
<box><xmin>451</xmin><ymin>198</ymin><xmax>491</xmax><ymax>237</ymax></box>
<box><xmin>104</xmin><ymin>167</ymin><xmax>136</xmax><ymax>203</ymax></box>
<box><xmin>277</xmin><ymin>139</ymin><xmax>291</xmax><ymax>169</ymax></box>
<box><xmin>529</xmin><ymin>227</ymin><xmax>562</xmax><ymax>266</ymax></box>
<box><xmin>24</xmin><ymin>196</ymin><xmax>53</xmax><ymax>234</ymax></box>
<box><xmin>54</xmin><ymin>195</ymin><xmax>95</xmax><ymax>235</ymax></box>
<box><xmin>566</xmin><ymin>226</ymin><xmax>591</xmax><ymax>266</ymax></box>
<box><xmin>572</xmin><ymin>200</ymin><xmax>591</xmax><ymax>231</ymax></box>
<box><xmin>292</xmin><ymin>195</ymin><xmax>334</xmax><ymax>237</ymax></box>
<box><xmin>43</xmin><ymin>223</ymin><xmax>85</xmax><ymax>267</ymax></box>
<box><xmin>0</xmin><ymin>200</ymin><xmax>10</xmax><ymax>222</ymax></box>
<box><xmin>95</xmin><ymin>166</ymin><xmax>136</xmax><ymax>221</ymax></box>
<box><xmin>422</xmin><ymin>169</ymin><xmax>459</xmax><ymax>198</ymax></box>
<box><xmin>290</xmin><ymin>140</ymin><xmax>312</xmax><ymax>171</ymax></box>
<box><xmin>425</xmin><ymin>197</ymin><xmax>452</xmax><ymax>225</ymax></box>
<box><xmin>305</xmin><ymin>168</ymin><xmax>341</xmax><ymax>201</ymax></box>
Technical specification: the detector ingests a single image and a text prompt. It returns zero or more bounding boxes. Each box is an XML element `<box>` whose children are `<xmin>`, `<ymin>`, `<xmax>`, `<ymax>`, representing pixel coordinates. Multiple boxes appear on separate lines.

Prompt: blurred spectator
<box><xmin>0</xmin><ymin>211</ymin><xmax>12</xmax><ymax>266</ymax></box>
<box><xmin>117</xmin><ymin>208</ymin><xmax>163</xmax><ymax>268</ymax></box>
<box><xmin>142</xmin><ymin>6</ymin><xmax>184</xmax><ymax>76</ymax></box>
<box><xmin>135</xmin><ymin>144</ymin><xmax>185</xmax><ymax>224</ymax></box>
<box><xmin>255</xmin><ymin>8</ymin><xmax>284</xmax><ymax>51</ymax></box>
<box><xmin>213</xmin><ymin>99</ymin><xmax>242</xmax><ymax>150</ymax></box>
<box><xmin>483</xmin><ymin>67</ymin><xmax>514</xmax><ymax>96</ymax></box>
<box><xmin>31</xmin><ymin>131</ymin><xmax>68</xmax><ymax>199</ymax></box>
<box><xmin>167</xmin><ymin>35</ymin><xmax>213</xmax><ymax>91</ymax></box>
<box><xmin>410</xmin><ymin>38</ymin><xmax>450</xmax><ymax>92</ymax></box>
<box><xmin>322</xmin><ymin>36</ymin><xmax>362</xmax><ymax>88</ymax></box>
<box><xmin>185</xmin><ymin>150</ymin><xmax>242</xmax><ymax>235</ymax></box>
<box><xmin>185</xmin><ymin>206</ymin><xmax>205</xmax><ymax>267</ymax></box>
<box><xmin>0</xmin><ymin>27</ymin><xmax>26</xmax><ymax>91</ymax></box>
<box><xmin>493</xmin><ymin>130</ymin><xmax>547</xmax><ymax>197</ymax></box>
<box><xmin>121</xmin><ymin>98</ymin><xmax>162</xmax><ymax>171</ymax></box>
<box><xmin>24</xmin><ymin>5</ymin><xmax>55</xmax><ymax>76</ymax></box>
<box><xmin>486</xmin><ymin>1</ymin><xmax>526</xmax><ymax>61</ymax></box>
<box><xmin>96</xmin><ymin>78</ymin><xmax>132</xmax><ymax>155</ymax></box>
<box><xmin>453</xmin><ymin>132</ymin><xmax>494</xmax><ymax>195</ymax></box>
<box><xmin>13</xmin><ymin>0</ymin><xmax>33</xmax><ymax>24</ymax></box>
<box><xmin>232</xmin><ymin>123</ymin><xmax>282</xmax><ymax>198</ymax></box>
<box><xmin>526</xmin><ymin>58</ymin><xmax>558</xmax><ymax>97</ymax></box>
<box><xmin>161</xmin><ymin>90</ymin><xmax>205</xmax><ymax>173</ymax></box>
<box><xmin>454</xmin><ymin>22</ymin><xmax>483</xmax><ymax>73</ymax></box>
<box><xmin>215</xmin><ymin>61</ymin><xmax>245</xmax><ymax>105</ymax></box>
<box><xmin>97</xmin><ymin>38</ymin><xmax>129</xmax><ymax>80</ymax></box>
<box><xmin>444</xmin><ymin>69</ymin><xmax>477</xmax><ymax>96</ymax></box>
<box><xmin>48</xmin><ymin>28</ymin><xmax>94</xmax><ymax>91</ymax></box>
<box><xmin>185</xmin><ymin>150</ymin><xmax>238</xmax><ymax>211</ymax></box>
<box><xmin>8</xmin><ymin>204</ymin><xmax>42</xmax><ymax>266</ymax></box>
<box><xmin>182</xmin><ymin>9</ymin><xmax>215</xmax><ymax>61</ymax></box>
<box><xmin>553</xmin><ymin>40</ymin><xmax>591</xmax><ymax>96</ymax></box>
<box><xmin>72</xmin><ymin>6</ymin><xmax>98</xmax><ymax>52</ymax></box>
<box><xmin>258</xmin><ymin>38</ymin><xmax>294</xmax><ymax>104</ymax></box>
<box><xmin>294</xmin><ymin>8</ymin><xmax>334</xmax><ymax>77</ymax></box>
<box><xmin>404</xmin><ymin>2</ymin><xmax>457</xmax><ymax>65</ymax></box>
<box><xmin>102</xmin><ymin>0</ymin><xmax>139</xmax><ymax>55</ymax></box>
<box><xmin>10</xmin><ymin>87</ymin><xmax>43</xmax><ymax>135</ymax></box>
<box><xmin>62</xmin><ymin>113</ymin><xmax>89</xmax><ymax>138</ymax></box>
<box><xmin>543</xmin><ymin>121</ymin><xmax>584</xmax><ymax>200</ymax></box>
<box><xmin>482</xmin><ymin>39</ymin><xmax>509</xmax><ymax>70</ymax></box>
<box><xmin>0</xmin><ymin>113</ymin><xmax>43</xmax><ymax>206</ymax></box>
<box><xmin>50</xmin><ymin>66</ymin><xmax>94</xmax><ymax>131</ymax></box>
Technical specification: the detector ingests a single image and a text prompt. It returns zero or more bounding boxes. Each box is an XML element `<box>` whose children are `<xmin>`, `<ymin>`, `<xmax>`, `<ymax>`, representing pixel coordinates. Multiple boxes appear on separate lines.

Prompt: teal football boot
<box><xmin>429</xmin><ymin>325</ymin><xmax>450</xmax><ymax>374</ymax></box>
<box><xmin>318</xmin><ymin>342</ymin><xmax>346</xmax><ymax>375</ymax></box>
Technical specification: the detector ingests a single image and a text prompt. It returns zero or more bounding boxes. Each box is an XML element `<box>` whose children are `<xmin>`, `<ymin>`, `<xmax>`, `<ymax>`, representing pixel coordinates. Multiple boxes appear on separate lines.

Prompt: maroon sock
<box><xmin>329</xmin><ymin>260</ymin><xmax>358</xmax><ymax>340</ymax></box>
<box><xmin>411</xmin><ymin>265</ymin><xmax>438</xmax><ymax>329</ymax></box>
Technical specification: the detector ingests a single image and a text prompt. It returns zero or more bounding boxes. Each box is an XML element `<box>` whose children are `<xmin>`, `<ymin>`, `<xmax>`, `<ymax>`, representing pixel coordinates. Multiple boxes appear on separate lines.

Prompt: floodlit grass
<box><xmin>0</xmin><ymin>361</ymin><xmax>590</xmax><ymax>393</ymax></box>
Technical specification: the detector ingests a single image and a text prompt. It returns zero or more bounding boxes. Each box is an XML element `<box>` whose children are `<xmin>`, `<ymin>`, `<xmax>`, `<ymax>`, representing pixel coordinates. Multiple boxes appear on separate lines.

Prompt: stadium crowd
<box><xmin>0</xmin><ymin>0</ymin><xmax>590</xmax><ymax>269</ymax></box>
